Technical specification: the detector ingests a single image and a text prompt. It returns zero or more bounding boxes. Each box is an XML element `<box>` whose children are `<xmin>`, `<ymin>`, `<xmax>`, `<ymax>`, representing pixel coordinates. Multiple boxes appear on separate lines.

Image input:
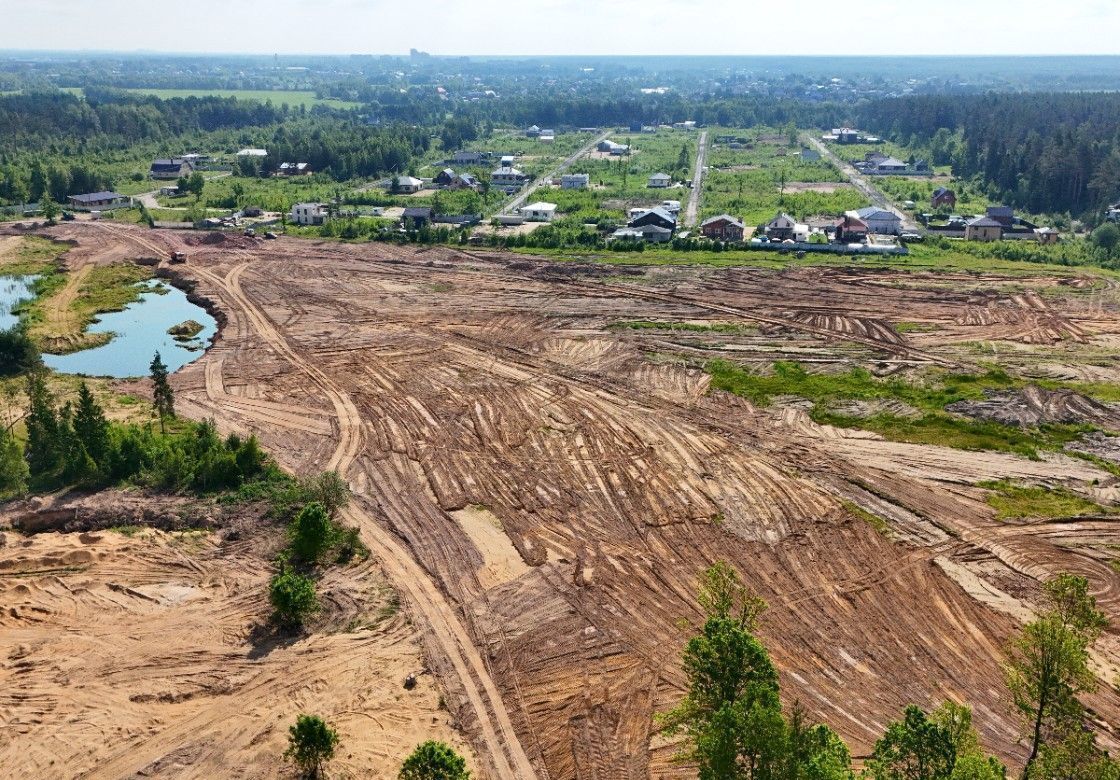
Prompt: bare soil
<box><xmin>3</xmin><ymin>222</ymin><xmax>1120</xmax><ymax>779</ymax></box>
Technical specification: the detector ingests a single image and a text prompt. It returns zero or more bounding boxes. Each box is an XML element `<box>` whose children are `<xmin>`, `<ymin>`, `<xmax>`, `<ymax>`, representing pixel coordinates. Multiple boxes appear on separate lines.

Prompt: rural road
<box><xmin>683</xmin><ymin>129</ymin><xmax>709</xmax><ymax>227</ymax></box>
<box><xmin>805</xmin><ymin>134</ymin><xmax>918</xmax><ymax>231</ymax></box>
<box><xmin>498</xmin><ymin>129</ymin><xmax>611</xmax><ymax>215</ymax></box>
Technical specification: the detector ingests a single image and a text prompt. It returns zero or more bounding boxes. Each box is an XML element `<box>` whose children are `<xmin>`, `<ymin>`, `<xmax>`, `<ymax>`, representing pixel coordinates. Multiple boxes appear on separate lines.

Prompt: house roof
<box><xmin>629</xmin><ymin>207</ymin><xmax>677</xmax><ymax>226</ymax></box>
<box><xmin>395</xmin><ymin>175</ymin><xmax>423</xmax><ymax>186</ymax></box>
<box><xmin>987</xmin><ymin>206</ymin><xmax>1014</xmax><ymax>218</ymax></box>
<box><xmin>702</xmin><ymin>214</ymin><xmax>744</xmax><ymax>228</ymax></box>
<box><xmin>70</xmin><ymin>191</ymin><xmax>125</xmax><ymax>203</ymax></box>
<box><xmin>402</xmin><ymin>207</ymin><xmax>434</xmax><ymax>220</ymax></box>
<box><xmin>768</xmin><ymin>212</ymin><xmax>796</xmax><ymax>226</ymax></box>
<box><xmin>562</xmin><ymin>173</ymin><xmax>590</xmax><ymax>180</ymax></box>
<box><xmin>492</xmin><ymin>166</ymin><xmax>524</xmax><ymax>176</ymax></box>
<box><xmin>856</xmin><ymin>207</ymin><xmax>899</xmax><ymax>221</ymax></box>
<box><xmin>649</xmin><ymin>172</ymin><xmax>671</xmax><ymax>180</ymax></box>
<box><xmin>875</xmin><ymin>157</ymin><xmax>907</xmax><ymax>168</ymax></box>
<box><xmin>150</xmin><ymin>158</ymin><xmax>189</xmax><ymax>169</ymax></box>
<box><xmin>292</xmin><ymin>202</ymin><xmax>325</xmax><ymax>209</ymax></box>
<box><xmin>521</xmin><ymin>202</ymin><xmax>557</xmax><ymax>212</ymax></box>
<box><xmin>932</xmin><ymin>187</ymin><xmax>954</xmax><ymax>198</ymax></box>
<box><xmin>236</xmin><ymin>148</ymin><xmax>267</xmax><ymax>156</ymax></box>
<box><xmin>968</xmin><ymin>216</ymin><xmax>1003</xmax><ymax>227</ymax></box>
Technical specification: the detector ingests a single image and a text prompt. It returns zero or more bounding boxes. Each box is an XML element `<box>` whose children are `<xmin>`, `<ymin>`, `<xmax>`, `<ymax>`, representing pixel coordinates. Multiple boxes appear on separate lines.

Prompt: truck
<box><xmin>169</xmin><ymin>251</ymin><xmax>187</xmax><ymax>264</ymax></box>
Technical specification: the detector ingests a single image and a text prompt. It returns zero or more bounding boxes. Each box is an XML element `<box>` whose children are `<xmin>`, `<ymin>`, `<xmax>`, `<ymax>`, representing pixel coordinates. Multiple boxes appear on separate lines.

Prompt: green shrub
<box><xmin>288</xmin><ymin>502</ymin><xmax>335</xmax><ymax>563</ymax></box>
<box><xmin>270</xmin><ymin>569</ymin><xmax>319</xmax><ymax>628</ymax></box>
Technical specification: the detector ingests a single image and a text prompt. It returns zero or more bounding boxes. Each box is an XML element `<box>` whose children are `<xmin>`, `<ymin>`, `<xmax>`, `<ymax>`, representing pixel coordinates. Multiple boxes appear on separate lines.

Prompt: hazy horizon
<box><xmin>6</xmin><ymin>0</ymin><xmax>1120</xmax><ymax>57</ymax></box>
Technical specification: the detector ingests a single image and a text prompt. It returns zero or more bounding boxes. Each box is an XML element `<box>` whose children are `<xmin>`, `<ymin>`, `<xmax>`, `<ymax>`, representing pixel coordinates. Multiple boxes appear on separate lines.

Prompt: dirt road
<box><xmin>805</xmin><ymin>134</ymin><xmax>918</xmax><ymax>231</ymax></box>
<box><xmin>683</xmin><ymin>129</ymin><xmax>709</xmax><ymax>227</ymax></box>
<box><xmin>5</xmin><ymin>222</ymin><xmax>1120</xmax><ymax>778</ymax></box>
<box><xmin>499</xmin><ymin>130</ymin><xmax>611</xmax><ymax>216</ymax></box>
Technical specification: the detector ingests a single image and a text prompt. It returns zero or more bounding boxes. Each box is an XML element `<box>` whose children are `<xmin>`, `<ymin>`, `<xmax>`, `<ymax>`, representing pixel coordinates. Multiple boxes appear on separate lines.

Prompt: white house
<box><xmin>491</xmin><ymin>166</ymin><xmax>527</xmax><ymax>193</ymax></box>
<box><xmin>236</xmin><ymin>148</ymin><xmax>268</xmax><ymax>157</ymax></box>
<box><xmin>661</xmin><ymin>199</ymin><xmax>681</xmax><ymax>214</ymax></box>
<box><xmin>392</xmin><ymin>175</ymin><xmax>424</xmax><ymax>194</ymax></box>
<box><xmin>520</xmin><ymin>202</ymin><xmax>557</xmax><ymax>222</ymax></box>
<box><xmin>68</xmin><ymin>191</ymin><xmax>130</xmax><ymax>211</ymax></box>
<box><xmin>854</xmin><ymin>206</ymin><xmax>903</xmax><ymax>235</ymax></box>
<box><xmin>291</xmin><ymin>203</ymin><xmax>328</xmax><ymax>226</ymax></box>
<box><xmin>648</xmin><ymin>172</ymin><xmax>672</xmax><ymax>188</ymax></box>
<box><xmin>561</xmin><ymin>173</ymin><xmax>590</xmax><ymax>189</ymax></box>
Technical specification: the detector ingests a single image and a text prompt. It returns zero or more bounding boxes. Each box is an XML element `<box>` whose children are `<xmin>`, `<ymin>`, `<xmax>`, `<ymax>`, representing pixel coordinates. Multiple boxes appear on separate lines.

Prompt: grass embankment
<box><xmin>978</xmin><ymin>480</ymin><xmax>1111</xmax><ymax>520</ymax></box>
<box><xmin>705</xmin><ymin>360</ymin><xmax>1096</xmax><ymax>459</ymax></box>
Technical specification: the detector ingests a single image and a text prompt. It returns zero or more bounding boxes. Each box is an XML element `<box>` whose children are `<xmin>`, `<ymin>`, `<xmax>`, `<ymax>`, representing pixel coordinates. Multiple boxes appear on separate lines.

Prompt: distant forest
<box><xmin>856</xmin><ymin>93</ymin><xmax>1120</xmax><ymax>217</ymax></box>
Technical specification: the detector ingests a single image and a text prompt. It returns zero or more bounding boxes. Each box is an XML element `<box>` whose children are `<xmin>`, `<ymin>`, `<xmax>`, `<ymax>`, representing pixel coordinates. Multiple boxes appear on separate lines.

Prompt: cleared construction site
<box><xmin>3</xmin><ymin>222</ymin><xmax>1120</xmax><ymax>779</ymax></box>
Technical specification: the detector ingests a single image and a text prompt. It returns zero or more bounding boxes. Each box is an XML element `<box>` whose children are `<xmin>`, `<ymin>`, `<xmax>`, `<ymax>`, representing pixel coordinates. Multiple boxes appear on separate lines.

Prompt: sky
<box><xmin>4</xmin><ymin>0</ymin><xmax>1120</xmax><ymax>56</ymax></box>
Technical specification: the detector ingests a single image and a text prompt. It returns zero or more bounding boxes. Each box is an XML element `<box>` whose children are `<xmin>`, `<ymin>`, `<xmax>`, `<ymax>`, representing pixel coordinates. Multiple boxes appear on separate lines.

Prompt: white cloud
<box><xmin>3</xmin><ymin>0</ymin><xmax>1119</xmax><ymax>55</ymax></box>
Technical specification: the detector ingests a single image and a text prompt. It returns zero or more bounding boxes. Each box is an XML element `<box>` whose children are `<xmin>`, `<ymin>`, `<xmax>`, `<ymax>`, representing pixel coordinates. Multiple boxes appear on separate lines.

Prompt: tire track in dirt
<box><xmin>194</xmin><ymin>259</ymin><xmax>540</xmax><ymax>780</ymax></box>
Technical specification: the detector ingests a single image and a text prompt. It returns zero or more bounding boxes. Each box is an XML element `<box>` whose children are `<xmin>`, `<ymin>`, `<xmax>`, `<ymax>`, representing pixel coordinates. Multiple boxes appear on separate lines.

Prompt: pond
<box><xmin>1</xmin><ymin>273</ymin><xmax>218</xmax><ymax>378</ymax></box>
<box><xmin>0</xmin><ymin>274</ymin><xmax>37</xmax><ymax>330</ymax></box>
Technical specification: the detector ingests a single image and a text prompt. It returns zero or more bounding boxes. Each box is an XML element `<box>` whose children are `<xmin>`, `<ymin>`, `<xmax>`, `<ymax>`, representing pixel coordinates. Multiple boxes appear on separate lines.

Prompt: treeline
<box><xmin>855</xmin><ymin>93</ymin><xmax>1120</xmax><ymax>217</ymax></box>
<box><xmin>259</xmin><ymin>118</ymin><xmax>430</xmax><ymax>179</ymax></box>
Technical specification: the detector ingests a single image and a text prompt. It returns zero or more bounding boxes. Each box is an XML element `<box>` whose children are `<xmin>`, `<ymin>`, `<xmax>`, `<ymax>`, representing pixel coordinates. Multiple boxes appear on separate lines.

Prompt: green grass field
<box><xmin>68</xmin><ymin>88</ymin><xmax>362</xmax><ymax>110</ymax></box>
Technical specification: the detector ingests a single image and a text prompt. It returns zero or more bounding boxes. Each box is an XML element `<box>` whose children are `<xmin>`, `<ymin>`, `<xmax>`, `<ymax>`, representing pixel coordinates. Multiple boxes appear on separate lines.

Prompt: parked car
<box><xmin>264</xmin><ymin>231</ymin><xmax>278</xmax><ymax>240</ymax></box>
<box><xmin>61</xmin><ymin>212</ymin><xmax>76</xmax><ymax>221</ymax></box>
<box><xmin>169</xmin><ymin>251</ymin><xmax>187</xmax><ymax>264</ymax></box>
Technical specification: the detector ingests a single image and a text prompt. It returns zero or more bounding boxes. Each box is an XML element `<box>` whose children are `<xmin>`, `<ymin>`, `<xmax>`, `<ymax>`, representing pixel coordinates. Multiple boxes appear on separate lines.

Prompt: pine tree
<box><xmin>149</xmin><ymin>352</ymin><xmax>174</xmax><ymax>433</ymax></box>
<box><xmin>24</xmin><ymin>371</ymin><xmax>61</xmax><ymax>479</ymax></box>
<box><xmin>72</xmin><ymin>382</ymin><xmax>110</xmax><ymax>467</ymax></box>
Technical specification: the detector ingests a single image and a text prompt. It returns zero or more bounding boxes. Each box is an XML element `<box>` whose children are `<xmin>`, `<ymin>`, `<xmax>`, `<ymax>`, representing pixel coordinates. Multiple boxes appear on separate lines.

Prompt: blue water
<box><xmin>0</xmin><ymin>274</ymin><xmax>38</xmax><ymax>330</ymax></box>
<box><xmin>38</xmin><ymin>279</ymin><xmax>217</xmax><ymax>378</ymax></box>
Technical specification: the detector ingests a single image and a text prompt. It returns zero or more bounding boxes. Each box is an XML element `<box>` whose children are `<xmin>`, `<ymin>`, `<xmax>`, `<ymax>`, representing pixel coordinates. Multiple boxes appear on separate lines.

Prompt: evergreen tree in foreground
<box><xmin>658</xmin><ymin>561</ymin><xmax>852</xmax><ymax>780</ymax></box>
<box><xmin>399</xmin><ymin>740</ymin><xmax>471</xmax><ymax>780</ymax></box>
<box><xmin>284</xmin><ymin>714</ymin><xmax>338</xmax><ymax>779</ymax></box>
<box><xmin>149</xmin><ymin>351</ymin><xmax>174</xmax><ymax>433</ymax></box>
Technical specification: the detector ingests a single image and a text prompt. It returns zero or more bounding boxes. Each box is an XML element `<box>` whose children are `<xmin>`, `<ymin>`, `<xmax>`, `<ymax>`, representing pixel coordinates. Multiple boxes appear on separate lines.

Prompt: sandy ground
<box><xmin>3</xmin><ymin>222</ymin><xmax>1120</xmax><ymax>779</ymax></box>
<box><xmin>0</xmin><ymin>517</ymin><xmax>476</xmax><ymax>780</ymax></box>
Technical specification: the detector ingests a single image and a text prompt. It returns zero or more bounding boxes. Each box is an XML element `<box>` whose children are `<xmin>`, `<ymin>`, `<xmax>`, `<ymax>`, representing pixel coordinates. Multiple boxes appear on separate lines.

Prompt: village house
<box><xmin>491</xmin><ymin>166</ymin><xmax>527</xmax><ymax>193</ymax></box>
<box><xmin>661</xmin><ymin>200</ymin><xmax>681</xmax><ymax>215</ymax></box>
<box><xmin>700</xmin><ymin>215</ymin><xmax>746</xmax><ymax>242</ymax></box>
<box><xmin>236</xmin><ymin>148</ymin><xmax>268</xmax><ymax>157</ymax></box>
<box><xmin>520</xmin><ymin>201</ymin><xmax>557</xmax><ymax>222</ymax></box>
<box><xmin>539</xmin><ymin>129</ymin><xmax>555</xmax><ymax>143</ymax></box>
<box><xmin>449</xmin><ymin>173</ymin><xmax>479</xmax><ymax>190</ymax></box>
<box><xmin>985</xmin><ymin>205</ymin><xmax>1015</xmax><ymax>227</ymax></box>
<box><xmin>597</xmin><ymin>140</ymin><xmax>630</xmax><ymax>155</ymax></box>
<box><xmin>931</xmin><ymin>187</ymin><xmax>957</xmax><ymax>209</ymax></box>
<box><xmin>149</xmin><ymin>158</ymin><xmax>193</xmax><ymax>180</ymax></box>
<box><xmin>402</xmin><ymin>206</ymin><xmax>434</xmax><ymax>229</ymax></box>
<box><xmin>290</xmin><ymin>202</ymin><xmax>328</xmax><ymax>226</ymax></box>
<box><xmin>628</xmin><ymin>207</ymin><xmax>676</xmax><ymax>233</ymax></box>
<box><xmin>965</xmin><ymin>216</ymin><xmax>1004</xmax><ymax>242</ymax></box>
<box><xmin>450</xmin><ymin>150</ymin><xmax>486</xmax><ymax>165</ymax></box>
<box><xmin>612</xmin><ymin>225</ymin><xmax>673</xmax><ymax>243</ymax></box>
<box><xmin>277</xmin><ymin>162</ymin><xmax>312</xmax><ymax>176</ymax></box>
<box><xmin>561</xmin><ymin>173</ymin><xmax>590</xmax><ymax>190</ymax></box>
<box><xmin>854</xmin><ymin>206</ymin><xmax>902</xmax><ymax>235</ymax></box>
<box><xmin>1034</xmin><ymin>227</ymin><xmax>1060</xmax><ymax>245</ymax></box>
<box><xmin>834</xmin><ymin>213</ymin><xmax>870</xmax><ymax>243</ymax></box>
<box><xmin>525</xmin><ymin>125</ymin><xmax>541</xmax><ymax>137</ymax></box>
<box><xmin>392</xmin><ymin>175</ymin><xmax>424</xmax><ymax>194</ymax></box>
<box><xmin>648</xmin><ymin>172</ymin><xmax>672</xmax><ymax>188</ymax></box>
<box><xmin>68</xmin><ymin>191</ymin><xmax>130</xmax><ymax>211</ymax></box>
<box><xmin>764</xmin><ymin>213</ymin><xmax>799</xmax><ymax>241</ymax></box>
<box><xmin>434</xmin><ymin>168</ymin><xmax>457</xmax><ymax>186</ymax></box>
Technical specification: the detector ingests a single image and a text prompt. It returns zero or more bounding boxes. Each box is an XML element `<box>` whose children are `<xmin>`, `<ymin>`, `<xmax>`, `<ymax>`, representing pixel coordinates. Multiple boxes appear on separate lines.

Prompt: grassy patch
<box><xmin>0</xmin><ymin>236</ymin><xmax>68</xmax><ymax>275</ymax></box>
<box><xmin>841</xmin><ymin>500</ymin><xmax>891</xmax><ymax>536</ymax></box>
<box><xmin>705</xmin><ymin>359</ymin><xmax>1095</xmax><ymax>458</ymax></box>
<box><xmin>118</xmin><ymin>88</ymin><xmax>362</xmax><ymax>110</ymax></box>
<box><xmin>610</xmin><ymin>320</ymin><xmax>757</xmax><ymax>335</ymax></box>
<box><xmin>978</xmin><ymin>480</ymin><xmax>1110</xmax><ymax>519</ymax></box>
